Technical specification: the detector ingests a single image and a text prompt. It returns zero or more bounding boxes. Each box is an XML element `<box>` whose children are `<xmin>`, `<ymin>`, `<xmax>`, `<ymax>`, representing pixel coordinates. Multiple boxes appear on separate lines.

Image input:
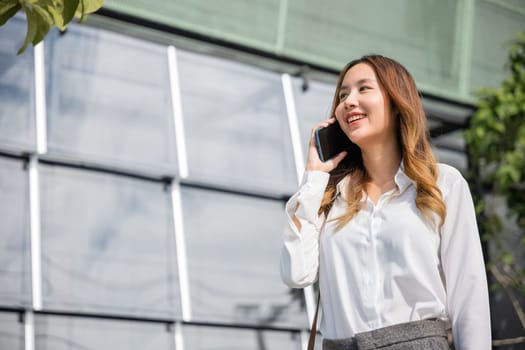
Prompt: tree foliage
<box><xmin>0</xmin><ymin>0</ymin><xmax>104</xmax><ymax>54</ymax></box>
<box><xmin>465</xmin><ymin>32</ymin><xmax>525</xmax><ymax>295</ymax></box>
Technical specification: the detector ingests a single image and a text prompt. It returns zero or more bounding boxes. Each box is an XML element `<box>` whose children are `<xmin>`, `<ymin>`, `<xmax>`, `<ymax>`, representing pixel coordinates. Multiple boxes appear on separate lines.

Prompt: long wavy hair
<box><xmin>319</xmin><ymin>55</ymin><xmax>446</xmax><ymax>230</ymax></box>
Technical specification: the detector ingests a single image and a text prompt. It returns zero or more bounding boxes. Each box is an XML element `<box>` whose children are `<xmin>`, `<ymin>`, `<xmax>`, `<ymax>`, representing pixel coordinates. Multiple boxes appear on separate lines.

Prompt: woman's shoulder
<box><xmin>436</xmin><ymin>163</ymin><xmax>467</xmax><ymax>193</ymax></box>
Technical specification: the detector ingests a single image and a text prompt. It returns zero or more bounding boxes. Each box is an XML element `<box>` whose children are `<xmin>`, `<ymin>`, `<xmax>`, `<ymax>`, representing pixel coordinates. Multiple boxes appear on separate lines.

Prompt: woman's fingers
<box><xmin>305</xmin><ymin>118</ymin><xmax>348</xmax><ymax>172</ymax></box>
<box><xmin>327</xmin><ymin>150</ymin><xmax>348</xmax><ymax>168</ymax></box>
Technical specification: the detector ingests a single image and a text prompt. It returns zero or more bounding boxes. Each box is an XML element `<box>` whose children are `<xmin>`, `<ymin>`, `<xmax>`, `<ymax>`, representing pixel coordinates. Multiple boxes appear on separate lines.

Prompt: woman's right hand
<box><xmin>305</xmin><ymin>118</ymin><xmax>348</xmax><ymax>173</ymax></box>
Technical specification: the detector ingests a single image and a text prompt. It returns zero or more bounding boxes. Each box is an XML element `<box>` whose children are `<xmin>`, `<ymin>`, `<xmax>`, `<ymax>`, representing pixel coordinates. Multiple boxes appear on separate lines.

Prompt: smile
<box><xmin>346</xmin><ymin>113</ymin><xmax>366</xmax><ymax>123</ymax></box>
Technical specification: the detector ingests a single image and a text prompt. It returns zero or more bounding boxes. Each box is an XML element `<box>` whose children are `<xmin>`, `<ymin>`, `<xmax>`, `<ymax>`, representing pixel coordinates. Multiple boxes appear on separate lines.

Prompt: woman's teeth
<box><xmin>348</xmin><ymin>114</ymin><xmax>366</xmax><ymax>123</ymax></box>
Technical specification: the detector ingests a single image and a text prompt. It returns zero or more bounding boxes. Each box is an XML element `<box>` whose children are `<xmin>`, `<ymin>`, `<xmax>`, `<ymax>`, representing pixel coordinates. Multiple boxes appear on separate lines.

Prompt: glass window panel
<box><xmin>178</xmin><ymin>50</ymin><xmax>297</xmax><ymax>195</ymax></box>
<box><xmin>284</xmin><ymin>0</ymin><xmax>459</xmax><ymax>96</ymax></box>
<box><xmin>39</xmin><ymin>164</ymin><xmax>181</xmax><ymax>318</ymax></box>
<box><xmin>35</xmin><ymin>315</ymin><xmax>174</xmax><ymax>350</ymax></box>
<box><xmin>0</xmin><ymin>157</ymin><xmax>31</xmax><ymax>306</ymax></box>
<box><xmin>45</xmin><ymin>25</ymin><xmax>177</xmax><ymax>175</ymax></box>
<box><xmin>181</xmin><ymin>187</ymin><xmax>307</xmax><ymax>328</ymax></box>
<box><xmin>104</xmin><ymin>0</ymin><xmax>281</xmax><ymax>52</ymax></box>
<box><xmin>470</xmin><ymin>0</ymin><xmax>525</xmax><ymax>91</ymax></box>
<box><xmin>0</xmin><ymin>15</ymin><xmax>36</xmax><ymax>152</ymax></box>
<box><xmin>291</xmin><ymin>77</ymin><xmax>336</xmax><ymax>156</ymax></box>
<box><xmin>0</xmin><ymin>311</ymin><xmax>24</xmax><ymax>350</ymax></box>
<box><xmin>183</xmin><ymin>325</ymin><xmax>301</xmax><ymax>350</ymax></box>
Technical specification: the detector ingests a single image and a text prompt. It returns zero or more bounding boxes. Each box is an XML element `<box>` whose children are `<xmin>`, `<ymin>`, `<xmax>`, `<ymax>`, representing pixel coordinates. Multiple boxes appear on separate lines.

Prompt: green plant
<box><xmin>0</xmin><ymin>0</ymin><xmax>104</xmax><ymax>54</ymax></box>
<box><xmin>465</xmin><ymin>32</ymin><xmax>525</xmax><ymax>345</ymax></box>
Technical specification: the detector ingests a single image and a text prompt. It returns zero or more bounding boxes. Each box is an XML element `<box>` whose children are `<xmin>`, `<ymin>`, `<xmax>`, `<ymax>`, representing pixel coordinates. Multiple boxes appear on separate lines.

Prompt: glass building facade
<box><xmin>1</xmin><ymin>1</ymin><xmax>524</xmax><ymax>348</ymax></box>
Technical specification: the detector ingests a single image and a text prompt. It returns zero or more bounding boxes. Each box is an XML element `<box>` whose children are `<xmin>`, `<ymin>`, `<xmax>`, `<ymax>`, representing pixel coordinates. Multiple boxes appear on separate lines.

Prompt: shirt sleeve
<box><xmin>280</xmin><ymin>170</ymin><xmax>330</xmax><ymax>288</ymax></box>
<box><xmin>440</xmin><ymin>174</ymin><xmax>491</xmax><ymax>349</ymax></box>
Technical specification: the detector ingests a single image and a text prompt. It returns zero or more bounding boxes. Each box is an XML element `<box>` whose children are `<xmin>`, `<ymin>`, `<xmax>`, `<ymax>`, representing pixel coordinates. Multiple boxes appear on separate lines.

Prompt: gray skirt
<box><xmin>323</xmin><ymin>319</ymin><xmax>451</xmax><ymax>350</ymax></box>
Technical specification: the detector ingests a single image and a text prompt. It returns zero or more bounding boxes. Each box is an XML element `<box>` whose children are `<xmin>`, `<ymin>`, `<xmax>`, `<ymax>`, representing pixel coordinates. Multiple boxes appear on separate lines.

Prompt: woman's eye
<box><xmin>339</xmin><ymin>93</ymin><xmax>348</xmax><ymax>100</ymax></box>
<box><xmin>359</xmin><ymin>86</ymin><xmax>371</xmax><ymax>92</ymax></box>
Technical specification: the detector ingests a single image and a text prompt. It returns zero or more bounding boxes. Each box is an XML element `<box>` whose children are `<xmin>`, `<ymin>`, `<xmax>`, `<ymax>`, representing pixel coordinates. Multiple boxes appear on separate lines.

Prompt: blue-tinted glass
<box><xmin>0</xmin><ymin>157</ymin><xmax>31</xmax><ymax>307</ymax></box>
<box><xmin>181</xmin><ymin>187</ymin><xmax>307</xmax><ymax>328</ymax></box>
<box><xmin>183</xmin><ymin>325</ymin><xmax>301</xmax><ymax>350</ymax></box>
<box><xmin>45</xmin><ymin>25</ymin><xmax>177</xmax><ymax>175</ymax></box>
<box><xmin>40</xmin><ymin>164</ymin><xmax>181</xmax><ymax>318</ymax></box>
<box><xmin>0</xmin><ymin>15</ymin><xmax>36</xmax><ymax>152</ymax></box>
<box><xmin>178</xmin><ymin>50</ymin><xmax>297</xmax><ymax>195</ymax></box>
<box><xmin>35</xmin><ymin>315</ymin><xmax>174</xmax><ymax>350</ymax></box>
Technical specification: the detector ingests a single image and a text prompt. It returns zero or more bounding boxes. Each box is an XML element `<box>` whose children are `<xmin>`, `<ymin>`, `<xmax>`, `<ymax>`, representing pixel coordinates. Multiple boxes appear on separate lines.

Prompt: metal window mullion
<box><xmin>167</xmin><ymin>46</ymin><xmax>189</xmax><ymax>179</ymax></box>
<box><xmin>456</xmin><ymin>0</ymin><xmax>476</xmax><ymax>97</ymax></box>
<box><xmin>34</xmin><ymin>42</ymin><xmax>47</xmax><ymax>155</ymax></box>
<box><xmin>275</xmin><ymin>0</ymin><xmax>289</xmax><ymax>54</ymax></box>
<box><xmin>300</xmin><ymin>330</ymin><xmax>310</xmax><ymax>350</ymax></box>
<box><xmin>174</xmin><ymin>321</ymin><xmax>184</xmax><ymax>350</ymax></box>
<box><xmin>282</xmin><ymin>73</ymin><xmax>316</xmax><ymax>328</ymax></box>
<box><xmin>281</xmin><ymin>73</ymin><xmax>305</xmax><ymax>184</ymax></box>
<box><xmin>170</xmin><ymin>181</ymin><xmax>192</xmax><ymax>321</ymax></box>
<box><xmin>24</xmin><ymin>311</ymin><xmax>35</xmax><ymax>350</ymax></box>
<box><xmin>29</xmin><ymin>155</ymin><xmax>43</xmax><ymax>311</ymax></box>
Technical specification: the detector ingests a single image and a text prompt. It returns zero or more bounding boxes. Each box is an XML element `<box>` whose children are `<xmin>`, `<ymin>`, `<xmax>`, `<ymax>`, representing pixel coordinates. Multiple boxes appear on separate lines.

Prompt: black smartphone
<box><xmin>314</xmin><ymin>121</ymin><xmax>353</xmax><ymax>162</ymax></box>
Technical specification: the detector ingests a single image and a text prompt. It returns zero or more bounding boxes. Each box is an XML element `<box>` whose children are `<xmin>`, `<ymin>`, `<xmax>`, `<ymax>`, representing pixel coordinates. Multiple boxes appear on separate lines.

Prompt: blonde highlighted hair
<box><xmin>319</xmin><ymin>55</ymin><xmax>446</xmax><ymax>230</ymax></box>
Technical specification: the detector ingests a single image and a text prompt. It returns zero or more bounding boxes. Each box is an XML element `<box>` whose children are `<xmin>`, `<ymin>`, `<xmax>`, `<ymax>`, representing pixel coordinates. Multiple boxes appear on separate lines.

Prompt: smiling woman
<box><xmin>280</xmin><ymin>55</ymin><xmax>491</xmax><ymax>349</ymax></box>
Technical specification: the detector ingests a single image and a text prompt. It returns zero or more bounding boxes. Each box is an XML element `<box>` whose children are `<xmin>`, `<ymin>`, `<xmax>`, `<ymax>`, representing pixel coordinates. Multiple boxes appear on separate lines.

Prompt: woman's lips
<box><xmin>346</xmin><ymin>113</ymin><xmax>366</xmax><ymax>125</ymax></box>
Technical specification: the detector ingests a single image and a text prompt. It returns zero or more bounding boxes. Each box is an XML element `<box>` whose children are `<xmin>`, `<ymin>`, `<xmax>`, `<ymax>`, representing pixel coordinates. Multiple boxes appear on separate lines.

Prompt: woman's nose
<box><xmin>343</xmin><ymin>93</ymin><xmax>358</xmax><ymax>109</ymax></box>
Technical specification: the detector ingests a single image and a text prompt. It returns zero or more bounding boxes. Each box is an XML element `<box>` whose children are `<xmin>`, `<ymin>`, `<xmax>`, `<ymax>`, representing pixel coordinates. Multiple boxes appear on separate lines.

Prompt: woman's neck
<box><xmin>361</xmin><ymin>141</ymin><xmax>402</xmax><ymax>187</ymax></box>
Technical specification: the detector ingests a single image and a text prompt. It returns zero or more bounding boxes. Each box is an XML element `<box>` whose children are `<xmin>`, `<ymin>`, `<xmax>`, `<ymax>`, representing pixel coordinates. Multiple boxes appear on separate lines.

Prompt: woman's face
<box><xmin>334</xmin><ymin>63</ymin><xmax>397</xmax><ymax>149</ymax></box>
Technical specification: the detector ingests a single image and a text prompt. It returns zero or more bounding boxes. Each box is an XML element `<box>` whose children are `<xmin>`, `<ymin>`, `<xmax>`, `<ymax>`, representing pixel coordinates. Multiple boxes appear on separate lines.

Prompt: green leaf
<box><xmin>79</xmin><ymin>0</ymin><xmax>104</xmax><ymax>14</ymax></box>
<box><xmin>45</xmin><ymin>4</ymin><xmax>65</xmax><ymax>30</ymax></box>
<box><xmin>17</xmin><ymin>4</ymin><xmax>38</xmax><ymax>55</ymax></box>
<box><xmin>502</xmin><ymin>253</ymin><xmax>514</xmax><ymax>265</ymax></box>
<box><xmin>63</xmin><ymin>0</ymin><xmax>80</xmax><ymax>26</ymax></box>
<box><xmin>0</xmin><ymin>0</ymin><xmax>21</xmax><ymax>25</ymax></box>
<box><xmin>31</xmin><ymin>4</ymin><xmax>53</xmax><ymax>46</ymax></box>
<box><xmin>74</xmin><ymin>0</ymin><xmax>103</xmax><ymax>22</ymax></box>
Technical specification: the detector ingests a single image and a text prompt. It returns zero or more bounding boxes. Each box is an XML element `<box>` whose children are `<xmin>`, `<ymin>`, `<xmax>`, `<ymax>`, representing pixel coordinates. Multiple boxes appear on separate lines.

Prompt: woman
<box><xmin>280</xmin><ymin>55</ymin><xmax>491</xmax><ymax>349</ymax></box>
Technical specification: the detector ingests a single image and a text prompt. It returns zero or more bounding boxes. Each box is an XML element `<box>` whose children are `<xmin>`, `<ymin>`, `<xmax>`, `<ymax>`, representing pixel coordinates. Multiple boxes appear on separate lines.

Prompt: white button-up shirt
<box><xmin>280</xmin><ymin>163</ymin><xmax>491</xmax><ymax>349</ymax></box>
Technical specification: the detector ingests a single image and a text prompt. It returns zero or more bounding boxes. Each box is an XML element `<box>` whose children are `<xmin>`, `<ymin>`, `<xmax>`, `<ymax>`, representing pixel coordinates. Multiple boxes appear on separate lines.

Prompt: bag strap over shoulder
<box><xmin>307</xmin><ymin>293</ymin><xmax>321</xmax><ymax>350</ymax></box>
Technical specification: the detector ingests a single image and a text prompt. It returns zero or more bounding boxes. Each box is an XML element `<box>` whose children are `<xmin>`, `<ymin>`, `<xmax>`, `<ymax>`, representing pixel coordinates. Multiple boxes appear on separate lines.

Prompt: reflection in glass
<box><xmin>178</xmin><ymin>50</ymin><xmax>297</xmax><ymax>195</ymax></box>
<box><xmin>0</xmin><ymin>15</ymin><xmax>36</xmax><ymax>152</ymax></box>
<box><xmin>35</xmin><ymin>315</ymin><xmax>174</xmax><ymax>350</ymax></box>
<box><xmin>45</xmin><ymin>25</ymin><xmax>177</xmax><ymax>174</ymax></box>
<box><xmin>40</xmin><ymin>164</ymin><xmax>181</xmax><ymax>318</ymax></box>
<box><xmin>0</xmin><ymin>157</ymin><xmax>31</xmax><ymax>306</ymax></box>
<box><xmin>0</xmin><ymin>311</ymin><xmax>24</xmax><ymax>350</ymax></box>
<box><xmin>181</xmin><ymin>187</ymin><xmax>307</xmax><ymax>328</ymax></box>
<box><xmin>183</xmin><ymin>325</ymin><xmax>301</xmax><ymax>350</ymax></box>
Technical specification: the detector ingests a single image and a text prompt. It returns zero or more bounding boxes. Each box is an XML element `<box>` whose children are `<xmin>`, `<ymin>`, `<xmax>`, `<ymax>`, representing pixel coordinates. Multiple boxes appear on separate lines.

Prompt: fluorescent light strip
<box><xmin>167</xmin><ymin>46</ymin><xmax>189</xmax><ymax>179</ymax></box>
<box><xmin>281</xmin><ymin>74</ymin><xmax>305</xmax><ymax>184</ymax></box>
<box><xmin>34</xmin><ymin>42</ymin><xmax>47</xmax><ymax>155</ymax></box>
<box><xmin>24</xmin><ymin>311</ymin><xmax>35</xmax><ymax>350</ymax></box>
<box><xmin>171</xmin><ymin>181</ymin><xmax>192</xmax><ymax>321</ymax></box>
<box><xmin>29</xmin><ymin>155</ymin><xmax>43</xmax><ymax>311</ymax></box>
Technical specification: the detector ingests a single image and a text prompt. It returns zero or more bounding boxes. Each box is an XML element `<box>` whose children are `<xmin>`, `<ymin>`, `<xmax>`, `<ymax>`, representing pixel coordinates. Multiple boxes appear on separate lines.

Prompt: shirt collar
<box><xmin>394</xmin><ymin>160</ymin><xmax>415</xmax><ymax>194</ymax></box>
